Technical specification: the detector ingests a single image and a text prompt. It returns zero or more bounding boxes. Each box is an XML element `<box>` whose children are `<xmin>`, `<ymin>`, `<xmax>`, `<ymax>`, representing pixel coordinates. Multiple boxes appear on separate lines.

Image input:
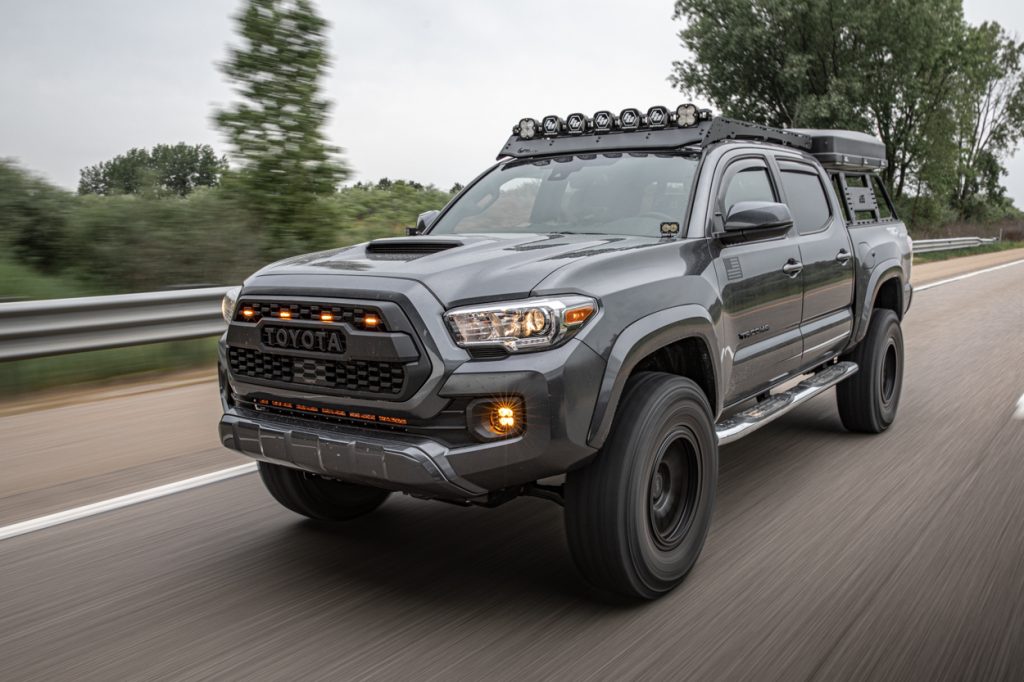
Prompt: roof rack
<box><xmin>498</xmin><ymin>114</ymin><xmax>812</xmax><ymax>159</ymax></box>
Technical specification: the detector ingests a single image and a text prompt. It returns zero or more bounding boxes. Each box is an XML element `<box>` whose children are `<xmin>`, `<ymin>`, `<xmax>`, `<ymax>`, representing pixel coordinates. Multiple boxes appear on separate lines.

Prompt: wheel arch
<box><xmin>587</xmin><ymin>305</ymin><xmax>719</xmax><ymax>449</ymax></box>
<box><xmin>852</xmin><ymin>261</ymin><xmax>904</xmax><ymax>345</ymax></box>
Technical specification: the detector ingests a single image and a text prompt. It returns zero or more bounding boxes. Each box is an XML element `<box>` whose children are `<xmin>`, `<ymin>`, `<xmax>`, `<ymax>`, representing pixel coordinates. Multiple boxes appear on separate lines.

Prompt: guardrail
<box><xmin>912</xmin><ymin>237</ymin><xmax>998</xmax><ymax>253</ymax></box>
<box><xmin>0</xmin><ymin>287</ymin><xmax>229</xmax><ymax>361</ymax></box>
<box><xmin>0</xmin><ymin>235</ymin><xmax>1004</xmax><ymax>361</ymax></box>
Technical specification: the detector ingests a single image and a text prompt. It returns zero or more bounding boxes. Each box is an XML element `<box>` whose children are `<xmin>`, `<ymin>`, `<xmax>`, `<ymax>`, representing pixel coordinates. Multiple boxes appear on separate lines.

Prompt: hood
<box><xmin>251</xmin><ymin>233</ymin><xmax>661</xmax><ymax>306</ymax></box>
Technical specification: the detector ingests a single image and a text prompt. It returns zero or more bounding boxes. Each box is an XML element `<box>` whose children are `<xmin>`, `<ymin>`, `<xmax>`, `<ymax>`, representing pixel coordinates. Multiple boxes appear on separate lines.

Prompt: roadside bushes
<box><xmin>0</xmin><ymin>160</ymin><xmax>455</xmax><ymax>297</ymax></box>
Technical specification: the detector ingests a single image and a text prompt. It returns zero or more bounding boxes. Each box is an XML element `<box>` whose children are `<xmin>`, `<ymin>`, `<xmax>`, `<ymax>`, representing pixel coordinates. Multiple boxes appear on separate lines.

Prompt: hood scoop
<box><xmin>365</xmin><ymin>238</ymin><xmax>463</xmax><ymax>261</ymax></box>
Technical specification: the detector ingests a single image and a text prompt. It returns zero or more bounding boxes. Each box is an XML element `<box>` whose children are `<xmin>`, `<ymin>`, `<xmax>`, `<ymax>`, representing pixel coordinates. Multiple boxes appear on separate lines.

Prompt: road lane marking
<box><xmin>0</xmin><ymin>463</ymin><xmax>257</xmax><ymax>542</ymax></box>
<box><xmin>1016</xmin><ymin>394</ymin><xmax>1024</xmax><ymax>421</ymax></box>
<box><xmin>916</xmin><ymin>258</ymin><xmax>1024</xmax><ymax>291</ymax></box>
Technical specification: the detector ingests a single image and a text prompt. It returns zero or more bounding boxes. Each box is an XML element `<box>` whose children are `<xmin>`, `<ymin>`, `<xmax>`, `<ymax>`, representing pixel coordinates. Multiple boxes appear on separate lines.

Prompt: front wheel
<box><xmin>836</xmin><ymin>308</ymin><xmax>904</xmax><ymax>433</ymax></box>
<box><xmin>565</xmin><ymin>373</ymin><xmax>718</xmax><ymax>600</ymax></box>
<box><xmin>258</xmin><ymin>462</ymin><xmax>391</xmax><ymax>521</ymax></box>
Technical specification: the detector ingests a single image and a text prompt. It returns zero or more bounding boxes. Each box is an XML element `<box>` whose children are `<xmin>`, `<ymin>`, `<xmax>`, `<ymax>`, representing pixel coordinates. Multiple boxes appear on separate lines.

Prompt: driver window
<box><xmin>722</xmin><ymin>166</ymin><xmax>775</xmax><ymax>214</ymax></box>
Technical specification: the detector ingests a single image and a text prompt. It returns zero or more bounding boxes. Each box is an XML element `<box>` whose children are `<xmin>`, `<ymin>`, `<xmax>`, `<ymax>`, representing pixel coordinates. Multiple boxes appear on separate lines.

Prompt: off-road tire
<box><xmin>836</xmin><ymin>308</ymin><xmax>904</xmax><ymax>433</ymax></box>
<box><xmin>258</xmin><ymin>462</ymin><xmax>390</xmax><ymax>521</ymax></box>
<box><xmin>565</xmin><ymin>372</ymin><xmax>718</xmax><ymax>600</ymax></box>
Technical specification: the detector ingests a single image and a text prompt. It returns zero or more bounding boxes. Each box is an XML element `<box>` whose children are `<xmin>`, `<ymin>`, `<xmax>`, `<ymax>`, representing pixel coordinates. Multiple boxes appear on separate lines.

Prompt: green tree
<box><xmin>214</xmin><ymin>0</ymin><xmax>348</xmax><ymax>256</ymax></box>
<box><xmin>949</xmin><ymin>22</ymin><xmax>1024</xmax><ymax>218</ymax></box>
<box><xmin>0</xmin><ymin>160</ymin><xmax>74</xmax><ymax>274</ymax></box>
<box><xmin>78</xmin><ymin>144</ymin><xmax>226</xmax><ymax>196</ymax></box>
<box><xmin>670</xmin><ymin>0</ymin><xmax>966</xmax><ymax>199</ymax></box>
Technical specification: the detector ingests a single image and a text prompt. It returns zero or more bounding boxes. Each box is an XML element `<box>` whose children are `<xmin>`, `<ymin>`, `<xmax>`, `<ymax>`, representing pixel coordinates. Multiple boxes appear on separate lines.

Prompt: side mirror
<box><xmin>723</xmin><ymin>201</ymin><xmax>793</xmax><ymax>233</ymax></box>
<box><xmin>416</xmin><ymin>209</ymin><xmax>440</xmax><ymax>233</ymax></box>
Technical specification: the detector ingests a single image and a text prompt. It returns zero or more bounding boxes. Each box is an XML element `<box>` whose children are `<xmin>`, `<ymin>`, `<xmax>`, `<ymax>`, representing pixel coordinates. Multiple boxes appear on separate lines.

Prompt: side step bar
<box><xmin>716</xmin><ymin>361</ymin><xmax>858</xmax><ymax>445</ymax></box>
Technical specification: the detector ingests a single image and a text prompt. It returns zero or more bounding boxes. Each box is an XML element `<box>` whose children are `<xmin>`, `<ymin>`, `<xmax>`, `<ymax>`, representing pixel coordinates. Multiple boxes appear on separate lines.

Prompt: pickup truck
<box><xmin>217</xmin><ymin>106</ymin><xmax>912</xmax><ymax>599</ymax></box>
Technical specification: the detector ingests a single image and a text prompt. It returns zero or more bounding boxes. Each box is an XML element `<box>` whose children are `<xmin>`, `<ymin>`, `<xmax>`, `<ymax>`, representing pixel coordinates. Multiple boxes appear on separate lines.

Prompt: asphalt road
<box><xmin>1</xmin><ymin>257</ymin><xmax>1023</xmax><ymax>680</ymax></box>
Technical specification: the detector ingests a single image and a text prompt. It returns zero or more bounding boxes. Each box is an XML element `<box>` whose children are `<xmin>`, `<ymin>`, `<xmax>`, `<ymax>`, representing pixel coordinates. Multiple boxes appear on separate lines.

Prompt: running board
<box><xmin>716</xmin><ymin>361</ymin><xmax>858</xmax><ymax>445</ymax></box>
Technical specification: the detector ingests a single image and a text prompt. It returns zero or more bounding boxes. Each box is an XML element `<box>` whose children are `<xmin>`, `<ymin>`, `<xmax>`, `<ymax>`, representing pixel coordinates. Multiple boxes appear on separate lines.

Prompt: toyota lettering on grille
<box><xmin>262</xmin><ymin>325</ymin><xmax>346</xmax><ymax>354</ymax></box>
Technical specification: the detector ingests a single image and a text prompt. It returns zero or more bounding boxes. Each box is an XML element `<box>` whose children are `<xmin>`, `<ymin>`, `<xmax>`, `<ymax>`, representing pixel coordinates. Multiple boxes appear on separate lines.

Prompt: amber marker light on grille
<box><xmin>241</xmin><ymin>307</ymin><xmax>255</xmax><ymax>318</ymax></box>
<box><xmin>363</xmin><ymin>314</ymin><xmax>380</xmax><ymax>329</ymax></box>
<box><xmin>278</xmin><ymin>310</ymin><xmax>292</xmax><ymax>319</ymax></box>
<box><xmin>564</xmin><ymin>304</ymin><xmax>595</xmax><ymax>326</ymax></box>
<box><xmin>320</xmin><ymin>312</ymin><xmax>334</xmax><ymax>322</ymax></box>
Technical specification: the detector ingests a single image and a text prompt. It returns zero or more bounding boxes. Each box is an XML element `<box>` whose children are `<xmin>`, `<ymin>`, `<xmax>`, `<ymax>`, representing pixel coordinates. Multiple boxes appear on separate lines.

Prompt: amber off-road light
<box><xmin>491</xmin><ymin>404</ymin><xmax>517</xmax><ymax>433</ymax></box>
<box><xmin>320</xmin><ymin>312</ymin><xmax>334</xmax><ymax>322</ymax></box>
<box><xmin>278</xmin><ymin>310</ymin><xmax>292</xmax><ymax>319</ymax></box>
<box><xmin>241</xmin><ymin>307</ymin><xmax>255</xmax><ymax>319</ymax></box>
<box><xmin>467</xmin><ymin>398</ymin><xmax>525</xmax><ymax>440</ymax></box>
<box><xmin>362</xmin><ymin>313</ymin><xmax>381</xmax><ymax>329</ymax></box>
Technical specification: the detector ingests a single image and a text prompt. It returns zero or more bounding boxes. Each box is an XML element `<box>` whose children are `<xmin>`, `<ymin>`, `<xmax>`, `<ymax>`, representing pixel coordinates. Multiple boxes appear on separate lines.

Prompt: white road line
<box><xmin>915</xmin><ymin>258</ymin><xmax>1024</xmax><ymax>291</ymax></box>
<box><xmin>0</xmin><ymin>463</ymin><xmax>257</xmax><ymax>542</ymax></box>
<box><xmin>1015</xmin><ymin>394</ymin><xmax>1024</xmax><ymax>421</ymax></box>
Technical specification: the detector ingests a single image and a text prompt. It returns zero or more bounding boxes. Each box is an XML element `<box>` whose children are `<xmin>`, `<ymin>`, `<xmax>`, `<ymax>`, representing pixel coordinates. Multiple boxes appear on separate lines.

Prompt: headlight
<box><xmin>221</xmin><ymin>286</ymin><xmax>241</xmax><ymax>323</ymax></box>
<box><xmin>444</xmin><ymin>295</ymin><xmax>597</xmax><ymax>353</ymax></box>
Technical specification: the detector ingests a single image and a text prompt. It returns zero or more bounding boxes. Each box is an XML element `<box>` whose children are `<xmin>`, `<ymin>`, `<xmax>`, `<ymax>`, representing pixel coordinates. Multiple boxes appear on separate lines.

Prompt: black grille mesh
<box><xmin>235</xmin><ymin>301</ymin><xmax>384</xmax><ymax>329</ymax></box>
<box><xmin>228</xmin><ymin>346</ymin><xmax>405</xmax><ymax>394</ymax></box>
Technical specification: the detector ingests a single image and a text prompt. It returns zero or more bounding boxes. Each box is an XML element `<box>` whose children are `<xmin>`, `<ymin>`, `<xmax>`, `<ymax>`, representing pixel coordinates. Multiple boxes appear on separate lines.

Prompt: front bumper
<box><xmin>220</xmin><ymin>410</ymin><xmax>488</xmax><ymax>498</ymax></box>
<box><xmin>219</xmin><ymin>335</ymin><xmax>605</xmax><ymax>501</ymax></box>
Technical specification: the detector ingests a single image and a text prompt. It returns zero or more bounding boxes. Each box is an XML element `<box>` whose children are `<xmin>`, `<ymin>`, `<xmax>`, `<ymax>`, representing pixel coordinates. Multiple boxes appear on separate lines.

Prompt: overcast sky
<box><xmin>1</xmin><ymin>0</ymin><xmax>1022</xmax><ymax>204</ymax></box>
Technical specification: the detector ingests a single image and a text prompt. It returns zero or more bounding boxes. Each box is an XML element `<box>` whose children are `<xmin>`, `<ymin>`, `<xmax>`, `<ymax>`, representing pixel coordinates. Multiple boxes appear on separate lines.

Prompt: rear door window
<box><xmin>779</xmin><ymin>167</ymin><xmax>831</xmax><ymax>234</ymax></box>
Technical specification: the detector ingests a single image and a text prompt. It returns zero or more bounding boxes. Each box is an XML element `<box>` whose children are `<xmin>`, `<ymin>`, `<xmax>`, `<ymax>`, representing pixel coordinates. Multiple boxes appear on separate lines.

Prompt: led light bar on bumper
<box><xmin>444</xmin><ymin>296</ymin><xmax>597</xmax><ymax>353</ymax></box>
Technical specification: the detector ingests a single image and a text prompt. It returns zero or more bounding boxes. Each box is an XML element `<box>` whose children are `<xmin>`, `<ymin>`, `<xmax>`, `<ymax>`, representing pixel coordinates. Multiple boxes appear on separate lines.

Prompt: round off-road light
<box><xmin>541</xmin><ymin>115</ymin><xmax>563</xmax><ymax>137</ymax></box>
<box><xmin>647</xmin><ymin>105</ymin><xmax>669</xmax><ymax>128</ymax></box>
<box><xmin>619</xmin><ymin>108</ymin><xmax>641</xmax><ymax>130</ymax></box>
<box><xmin>565</xmin><ymin>112</ymin><xmax>587</xmax><ymax>135</ymax></box>
<box><xmin>676</xmin><ymin>103</ymin><xmax>698</xmax><ymax>127</ymax></box>
<box><xmin>518</xmin><ymin>117</ymin><xmax>538</xmax><ymax>139</ymax></box>
<box><xmin>592</xmin><ymin>110</ymin><xmax>614</xmax><ymax>132</ymax></box>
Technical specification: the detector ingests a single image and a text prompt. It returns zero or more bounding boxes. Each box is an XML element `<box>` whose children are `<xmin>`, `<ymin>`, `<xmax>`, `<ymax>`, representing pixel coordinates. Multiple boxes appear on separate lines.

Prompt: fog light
<box><xmin>493</xmin><ymin>405</ymin><xmax>516</xmax><ymax>432</ymax></box>
<box><xmin>469</xmin><ymin>398</ymin><xmax>524</xmax><ymax>440</ymax></box>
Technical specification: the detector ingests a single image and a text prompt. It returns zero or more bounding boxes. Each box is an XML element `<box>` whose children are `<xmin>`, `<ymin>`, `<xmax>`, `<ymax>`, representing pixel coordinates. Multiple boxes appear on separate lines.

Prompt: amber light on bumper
<box><xmin>468</xmin><ymin>398</ymin><xmax>525</xmax><ymax>440</ymax></box>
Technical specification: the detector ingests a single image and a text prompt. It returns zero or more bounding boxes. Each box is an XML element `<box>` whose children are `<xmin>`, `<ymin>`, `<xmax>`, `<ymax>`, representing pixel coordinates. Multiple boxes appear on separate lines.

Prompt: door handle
<box><xmin>835</xmin><ymin>249</ymin><xmax>852</xmax><ymax>265</ymax></box>
<box><xmin>782</xmin><ymin>259</ymin><xmax>803</xmax><ymax>277</ymax></box>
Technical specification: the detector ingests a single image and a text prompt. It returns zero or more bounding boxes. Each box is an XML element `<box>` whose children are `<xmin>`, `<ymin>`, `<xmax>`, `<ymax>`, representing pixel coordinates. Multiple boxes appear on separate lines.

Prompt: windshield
<box><xmin>429</xmin><ymin>153</ymin><xmax>698</xmax><ymax>238</ymax></box>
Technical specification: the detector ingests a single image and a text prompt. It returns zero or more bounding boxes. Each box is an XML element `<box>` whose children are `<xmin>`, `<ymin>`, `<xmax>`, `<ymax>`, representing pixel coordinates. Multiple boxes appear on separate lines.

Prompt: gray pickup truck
<box><xmin>217</xmin><ymin>106</ymin><xmax>912</xmax><ymax>599</ymax></box>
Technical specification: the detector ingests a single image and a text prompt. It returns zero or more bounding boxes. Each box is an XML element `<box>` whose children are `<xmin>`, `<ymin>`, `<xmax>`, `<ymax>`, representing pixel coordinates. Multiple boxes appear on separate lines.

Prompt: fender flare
<box><xmin>853</xmin><ymin>260</ymin><xmax>904</xmax><ymax>345</ymax></box>
<box><xmin>587</xmin><ymin>305</ymin><xmax>719</xmax><ymax>449</ymax></box>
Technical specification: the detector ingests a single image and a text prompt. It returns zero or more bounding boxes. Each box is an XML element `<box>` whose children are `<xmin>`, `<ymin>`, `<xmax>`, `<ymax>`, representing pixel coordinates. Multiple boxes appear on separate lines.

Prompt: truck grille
<box><xmin>228</xmin><ymin>346</ymin><xmax>405</xmax><ymax>395</ymax></box>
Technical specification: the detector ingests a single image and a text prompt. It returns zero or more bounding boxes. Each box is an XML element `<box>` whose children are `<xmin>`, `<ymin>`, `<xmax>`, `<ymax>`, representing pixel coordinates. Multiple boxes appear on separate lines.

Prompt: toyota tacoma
<box><xmin>218</xmin><ymin>105</ymin><xmax>912</xmax><ymax>599</ymax></box>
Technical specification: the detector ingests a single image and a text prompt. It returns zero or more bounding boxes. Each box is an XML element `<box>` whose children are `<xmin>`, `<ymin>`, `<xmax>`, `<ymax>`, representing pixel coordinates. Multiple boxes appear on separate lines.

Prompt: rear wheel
<box><xmin>836</xmin><ymin>308</ymin><xmax>904</xmax><ymax>433</ymax></box>
<box><xmin>565</xmin><ymin>373</ymin><xmax>718</xmax><ymax>600</ymax></box>
<box><xmin>258</xmin><ymin>462</ymin><xmax>390</xmax><ymax>521</ymax></box>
